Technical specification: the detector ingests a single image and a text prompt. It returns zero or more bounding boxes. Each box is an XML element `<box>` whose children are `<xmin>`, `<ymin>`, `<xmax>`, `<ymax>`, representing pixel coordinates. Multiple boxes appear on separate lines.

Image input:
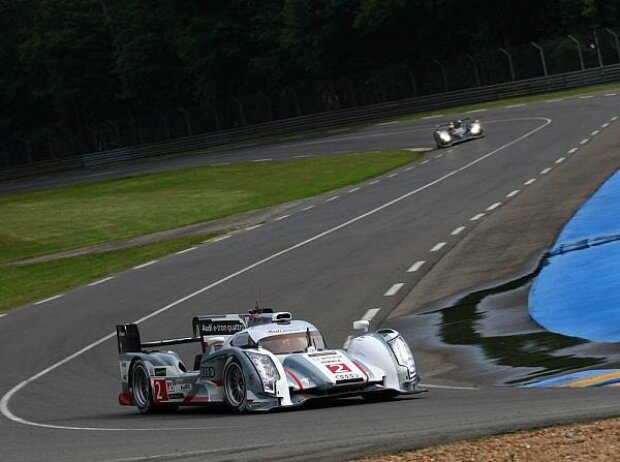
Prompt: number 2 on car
<box><xmin>153</xmin><ymin>379</ymin><xmax>169</xmax><ymax>402</ymax></box>
<box><xmin>326</xmin><ymin>363</ymin><xmax>351</xmax><ymax>374</ymax></box>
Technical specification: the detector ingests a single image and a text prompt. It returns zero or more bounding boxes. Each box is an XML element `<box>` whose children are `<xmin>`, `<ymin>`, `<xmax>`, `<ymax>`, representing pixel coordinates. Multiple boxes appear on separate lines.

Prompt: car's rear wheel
<box><xmin>131</xmin><ymin>360</ymin><xmax>155</xmax><ymax>414</ymax></box>
<box><xmin>223</xmin><ymin>359</ymin><xmax>248</xmax><ymax>413</ymax></box>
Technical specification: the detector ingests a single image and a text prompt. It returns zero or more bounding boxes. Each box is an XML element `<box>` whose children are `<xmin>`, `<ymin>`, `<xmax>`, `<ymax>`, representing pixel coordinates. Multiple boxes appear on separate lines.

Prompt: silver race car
<box><xmin>116</xmin><ymin>309</ymin><xmax>422</xmax><ymax>413</ymax></box>
<box><xmin>434</xmin><ymin>118</ymin><xmax>484</xmax><ymax>148</ymax></box>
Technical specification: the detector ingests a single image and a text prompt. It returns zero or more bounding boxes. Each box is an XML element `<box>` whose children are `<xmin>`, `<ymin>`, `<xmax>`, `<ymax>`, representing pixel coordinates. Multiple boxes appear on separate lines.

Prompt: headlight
<box><xmin>245</xmin><ymin>351</ymin><xmax>280</xmax><ymax>394</ymax></box>
<box><xmin>439</xmin><ymin>131</ymin><xmax>451</xmax><ymax>142</ymax></box>
<box><xmin>388</xmin><ymin>336</ymin><xmax>416</xmax><ymax>376</ymax></box>
<box><xmin>470</xmin><ymin>123</ymin><xmax>481</xmax><ymax>135</ymax></box>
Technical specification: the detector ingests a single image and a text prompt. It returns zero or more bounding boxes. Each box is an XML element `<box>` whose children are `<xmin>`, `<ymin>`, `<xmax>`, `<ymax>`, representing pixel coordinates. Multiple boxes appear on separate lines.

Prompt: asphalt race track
<box><xmin>1</xmin><ymin>94</ymin><xmax>620</xmax><ymax>461</ymax></box>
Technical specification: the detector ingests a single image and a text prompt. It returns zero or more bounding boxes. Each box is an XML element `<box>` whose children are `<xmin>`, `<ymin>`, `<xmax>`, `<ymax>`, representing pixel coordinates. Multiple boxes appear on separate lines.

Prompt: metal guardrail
<box><xmin>3</xmin><ymin>63</ymin><xmax>620</xmax><ymax>182</ymax></box>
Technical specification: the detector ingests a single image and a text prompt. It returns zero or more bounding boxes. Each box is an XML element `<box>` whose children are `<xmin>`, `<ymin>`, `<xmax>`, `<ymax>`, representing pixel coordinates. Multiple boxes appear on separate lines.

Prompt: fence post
<box><xmin>531</xmin><ymin>42</ymin><xmax>548</xmax><ymax>77</ymax></box>
<box><xmin>466</xmin><ymin>54</ymin><xmax>481</xmax><ymax>86</ymax></box>
<box><xmin>432</xmin><ymin>59</ymin><xmax>448</xmax><ymax>91</ymax></box>
<box><xmin>568</xmin><ymin>35</ymin><xmax>585</xmax><ymax>70</ymax></box>
<box><xmin>499</xmin><ymin>47</ymin><xmax>516</xmax><ymax>81</ymax></box>
<box><xmin>606</xmin><ymin>28</ymin><xmax>620</xmax><ymax>63</ymax></box>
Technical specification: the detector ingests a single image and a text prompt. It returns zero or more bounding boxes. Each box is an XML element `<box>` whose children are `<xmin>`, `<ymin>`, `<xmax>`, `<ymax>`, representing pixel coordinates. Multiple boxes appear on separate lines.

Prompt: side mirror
<box><xmin>353</xmin><ymin>320</ymin><xmax>370</xmax><ymax>332</ymax></box>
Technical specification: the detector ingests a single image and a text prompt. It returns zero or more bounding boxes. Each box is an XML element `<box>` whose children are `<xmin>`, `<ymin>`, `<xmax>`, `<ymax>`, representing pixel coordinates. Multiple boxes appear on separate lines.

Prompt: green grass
<box><xmin>0</xmin><ymin>235</ymin><xmax>214</xmax><ymax>312</ymax></box>
<box><xmin>0</xmin><ymin>150</ymin><xmax>419</xmax><ymax>265</ymax></box>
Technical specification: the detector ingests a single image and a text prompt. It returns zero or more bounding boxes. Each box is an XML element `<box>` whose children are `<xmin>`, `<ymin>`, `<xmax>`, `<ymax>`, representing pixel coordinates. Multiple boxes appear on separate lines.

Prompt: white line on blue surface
<box><xmin>88</xmin><ymin>277</ymin><xmax>115</xmax><ymax>287</ymax></box>
<box><xmin>430</xmin><ymin>242</ymin><xmax>447</xmax><ymax>252</ymax></box>
<box><xmin>487</xmin><ymin>202</ymin><xmax>502</xmax><ymax>211</ymax></box>
<box><xmin>451</xmin><ymin>226</ymin><xmax>466</xmax><ymax>236</ymax></box>
<box><xmin>34</xmin><ymin>294</ymin><xmax>64</xmax><ymax>305</ymax></box>
<box><xmin>384</xmin><ymin>283</ymin><xmax>405</xmax><ymax>297</ymax></box>
<box><xmin>524</xmin><ymin>178</ymin><xmax>536</xmax><ymax>185</ymax></box>
<box><xmin>407</xmin><ymin>261</ymin><xmax>426</xmax><ymax>272</ymax></box>
<box><xmin>470</xmin><ymin>213</ymin><xmax>485</xmax><ymax>221</ymax></box>
<box><xmin>506</xmin><ymin>190</ymin><xmax>520</xmax><ymax>198</ymax></box>
<box><xmin>275</xmin><ymin>215</ymin><xmax>290</xmax><ymax>221</ymax></box>
<box><xmin>133</xmin><ymin>260</ymin><xmax>157</xmax><ymax>270</ymax></box>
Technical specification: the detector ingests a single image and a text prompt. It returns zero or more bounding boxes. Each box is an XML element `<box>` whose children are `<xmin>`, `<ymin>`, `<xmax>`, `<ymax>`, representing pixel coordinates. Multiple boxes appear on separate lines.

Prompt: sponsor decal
<box><xmin>154</xmin><ymin>367</ymin><xmax>167</xmax><ymax>377</ymax></box>
<box><xmin>201</xmin><ymin>366</ymin><xmax>216</xmax><ymax>379</ymax></box>
<box><xmin>198</xmin><ymin>320</ymin><xmax>245</xmax><ymax>335</ymax></box>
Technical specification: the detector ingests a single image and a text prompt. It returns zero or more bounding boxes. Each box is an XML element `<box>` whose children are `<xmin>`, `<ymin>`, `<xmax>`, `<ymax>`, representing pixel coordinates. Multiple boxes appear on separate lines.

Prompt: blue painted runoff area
<box><xmin>528</xmin><ymin>170</ymin><xmax>620</xmax><ymax>343</ymax></box>
<box><xmin>525</xmin><ymin>369</ymin><xmax>620</xmax><ymax>388</ymax></box>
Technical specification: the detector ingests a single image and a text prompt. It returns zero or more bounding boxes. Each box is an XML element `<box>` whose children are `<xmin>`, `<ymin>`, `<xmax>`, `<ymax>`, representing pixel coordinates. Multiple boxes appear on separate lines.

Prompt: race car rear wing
<box><xmin>116</xmin><ymin>323</ymin><xmax>201</xmax><ymax>354</ymax></box>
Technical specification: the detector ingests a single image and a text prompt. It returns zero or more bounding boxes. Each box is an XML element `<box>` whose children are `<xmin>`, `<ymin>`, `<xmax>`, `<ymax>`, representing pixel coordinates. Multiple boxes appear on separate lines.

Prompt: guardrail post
<box><xmin>466</xmin><ymin>54</ymin><xmax>481</xmax><ymax>86</ymax></box>
<box><xmin>432</xmin><ymin>59</ymin><xmax>449</xmax><ymax>91</ymax></box>
<box><xmin>531</xmin><ymin>42</ymin><xmax>548</xmax><ymax>77</ymax></box>
<box><xmin>606</xmin><ymin>28</ymin><xmax>620</xmax><ymax>63</ymax></box>
<box><xmin>568</xmin><ymin>35</ymin><xmax>585</xmax><ymax>70</ymax></box>
<box><xmin>499</xmin><ymin>48</ymin><xmax>516</xmax><ymax>81</ymax></box>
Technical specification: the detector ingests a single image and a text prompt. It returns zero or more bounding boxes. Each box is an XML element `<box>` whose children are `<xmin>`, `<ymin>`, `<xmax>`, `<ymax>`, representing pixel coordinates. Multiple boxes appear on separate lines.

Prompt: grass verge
<box><xmin>0</xmin><ymin>150</ymin><xmax>419</xmax><ymax>264</ymax></box>
<box><xmin>0</xmin><ymin>234</ymin><xmax>214</xmax><ymax>312</ymax></box>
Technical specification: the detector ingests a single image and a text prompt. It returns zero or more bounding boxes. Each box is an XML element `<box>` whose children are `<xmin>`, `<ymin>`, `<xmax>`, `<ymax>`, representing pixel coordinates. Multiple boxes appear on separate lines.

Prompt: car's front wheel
<box><xmin>223</xmin><ymin>359</ymin><xmax>248</xmax><ymax>413</ymax></box>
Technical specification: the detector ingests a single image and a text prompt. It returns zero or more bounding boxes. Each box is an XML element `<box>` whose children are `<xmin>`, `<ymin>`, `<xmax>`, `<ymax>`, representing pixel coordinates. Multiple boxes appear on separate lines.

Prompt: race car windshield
<box><xmin>259</xmin><ymin>332</ymin><xmax>325</xmax><ymax>354</ymax></box>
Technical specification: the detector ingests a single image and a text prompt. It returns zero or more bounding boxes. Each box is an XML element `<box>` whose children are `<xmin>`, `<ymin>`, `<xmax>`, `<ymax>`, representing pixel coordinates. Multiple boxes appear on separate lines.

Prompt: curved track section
<box><xmin>1</xmin><ymin>95</ymin><xmax>619</xmax><ymax>461</ymax></box>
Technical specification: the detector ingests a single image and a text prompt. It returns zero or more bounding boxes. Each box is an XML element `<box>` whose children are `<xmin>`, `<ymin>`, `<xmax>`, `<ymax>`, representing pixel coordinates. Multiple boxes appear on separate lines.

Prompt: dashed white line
<box><xmin>430</xmin><ymin>242</ymin><xmax>447</xmax><ymax>252</ymax></box>
<box><xmin>211</xmin><ymin>235</ymin><xmax>231</xmax><ymax>243</ymax></box>
<box><xmin>294</xmin><ymin>154</ymin><xmax>314</xmax><ymax>158</ymax></box>
<box><xmin>302</xmin><ymin>205</ymin><xmax>315</xmax><ymax>211</ymax></box>
<box><xmin>602</xmin><ymin>123</ymin><xmax>610</xmax><ymax>128</ymax></box>
<box><xmin>1</xmin><ymin>116</ymin><xmax>554</xmax><ymax>432</ymax></box>
<box><xmin>0</xmin><ymin>314</ymin><xmax>6</xmax><ymax>318</ymax></box>
<box><xmin>612</xmin><ymin>116</ymin><xmax>618</xmax><ymax>121</ymax></box>
<box><xmin>362</xmin><ymin>308</ymin><xmax>381</xmax><ymax>321</ymax></box>
<box><xmin>545</xmin><ymin>98</ymin><xmax>563</xmax><ymax>103</ymax></box>
<box><xmin>580</xmin><ymin>138</ymin><xmax>589</xmax><ymax>145</ymax></box>
<box><xmin>605</xmin><ymin>93</ymin><xmax>617</xmax><ymax>97</ymax></box>
<box><xmin>524</xmin><ymin>178</ymin><xmax>537</xmax><ymax>186</ymax></box>
<box><xmin>133</xmin><ymin>260</ymin><xmax>157</xmax><ymax>270</ymax></box>
<box><xmin>579</xmin><ymin>95</ymin><xmax>594</xmax><ymax>99</ymax></box>
<box><xmin>406</xmin><ymin>147</ymin><xmax>433</xmax><ymax>152</ymax></box>
<box><xmin>244</xmin><ymin>224</ymin><xmax>263</xmax><ymax>231</ymax></box>
<box><xmin>435</xmin><ymin>154</ymin><xmax>443</xmax><ymax>158</ymax></box>
<box><xmin>470</xmin><ymin>213</ymin><xmax>485</xmax><ymax>221</ymax></box>
<box><xmin>407</xmin><ymin>261</ymin><xmax>426</xmax><ymax>273</ymax></box>
<box><xmin>540</xmin><ymin>167</ymin><xmax>552</xmax><ymax>175</ymax></box>
<box><xmin>451</xmin><ymin>226</ymin><xmax>466</xmax><ymax>236</ymax></box>
<box><xmin>275</xmin><ymin>215</ymin><xmax>290</xmax><ymax>221</ymax></box>
<box><xmin>369</xmin><ymin>180</ymin><xmax>380</xmax><ymax>185</ymax></box>
<box><xmin>555</xmin><ymin>157</ymin><xmax>566</xmax><ymax>164</ymax></box>
<box><xmin>422</xmin><ymin>115</ymin><xmax>444</xmax><ymax>120</ymax></box>
<box><xmin>175</xmin><ymin>247</ymin><xmax>197</xmax><ymax>255</ymax></box>
<box><xmin>487</xmin><ymin>202</ymin><xmax>502</xmax><ymax>211</ymax></box>
<box><xmin>388</xmin><ymin>173</ymin><xmax>399</xmax><ymax>178</ymax></box>
<box><xmin>88</xmin><ymin>276</ymin><xmax>115</xmax><ymax>287</ymax></box>
<box><xmin>34</xmin><ymin>294</ymin><xmax>64</xmax><ymax>305</ymax></box>
<box><xmin>591</xmin><ymin>130</ymin><xmax>600</xmax><ymax>136</ymax></box>
<box><xmin>466</xmin><ymin>109</ymin><xmax>487</xmax><ymax>113</ymax></box>
<box><xmin>421</xmin><ymin>160</ymin><xmax>430</xmax><ymax>165</ymax></box>
<box><xmin>507</xmin><ymin>104</ymin><xmax>526</xmax><ymax>108</ymax></box>
<box><xmin>326</xmin><ymin>196</ymin><xmax>339</xmax><ymax>202</ymax></box>
<box><xmin>384</xmin><ymin>283</ymin><xmax>405</xmax><ymax>297</ymax></box>
<box><xmin>375</xmin><ymin>121</ymin><xmax>399</xmax><ymax>126</ymax></box>
<box><xmin>404</xmin><ymin>166</ymin><xmax>415</xmax><ymax>172</ymax></box>
<box><xmin>252</xmin><ymin>158</ymin><xmax>273</xmax><ymax>163</ymax></box>
<box><xmin>348</xmin><ymin>187</ymin><xmax>360</xmax><ymax>193</ymax></box>
<box><xmin>568</xmin><ymin>148</ymin><xmax>578</xmax><ymax>154</ymax></box>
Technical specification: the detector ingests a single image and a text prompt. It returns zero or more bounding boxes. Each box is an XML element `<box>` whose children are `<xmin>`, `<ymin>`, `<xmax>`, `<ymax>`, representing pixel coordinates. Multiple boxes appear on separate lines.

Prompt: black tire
<box><xmin>223</xmin><ymin>359</ymin><xmax>248</xmax><ymax>413</ymax></box>
<box><xmin>130</xmin><ymin>360</ymin><xmax>155</xmax><ymax>414</ymax></box>
<box><xmin>362</xmin><ymin>390</ymin><xmax>399</xmax><ymax>402</ymax></box>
